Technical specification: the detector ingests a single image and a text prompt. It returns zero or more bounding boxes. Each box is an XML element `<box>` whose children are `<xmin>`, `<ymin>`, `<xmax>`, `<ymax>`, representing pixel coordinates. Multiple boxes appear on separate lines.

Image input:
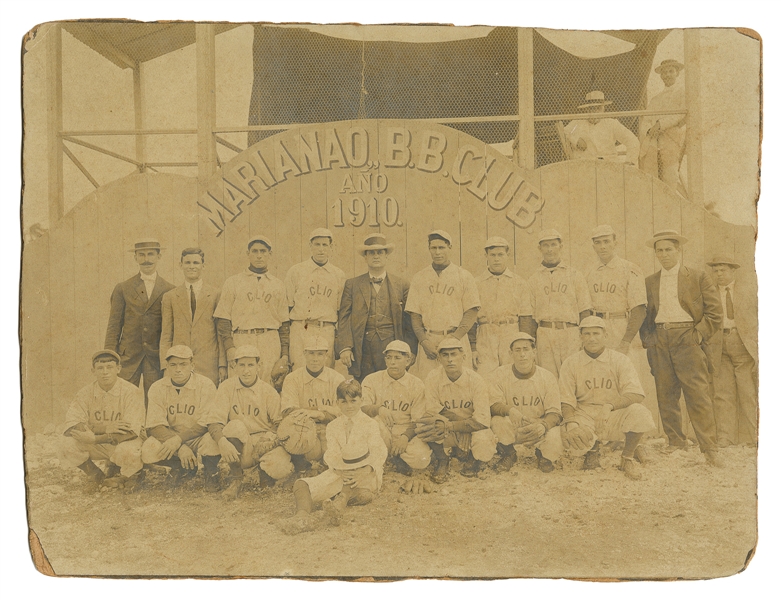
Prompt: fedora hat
<box><xmin>706</xmin><ymin>255</ymin><xmax>741</xmax><ymax>269</ymax></box>
<box><xmin>645</xmin><ymin>229</ymin><xmax>688</xmax><ymax>248</ymax></box>
<box><xmin>128</xmin><ymin>238</ymin><xmax>164</xmax><ymax>253</ymax></box>
<box><xmin>578</xmin><ymin>91</ymin><xmax>613</xmax><ymax>110</ymax></box>
<box><xmin>358</xmin><ymin>233</ymin><xmax>395</xmax><ymax>255</ymax></box>
<box><xmin>655</xmin><ymin>59</ymin><xmax>684</xmax><ymax>73</ymax></box>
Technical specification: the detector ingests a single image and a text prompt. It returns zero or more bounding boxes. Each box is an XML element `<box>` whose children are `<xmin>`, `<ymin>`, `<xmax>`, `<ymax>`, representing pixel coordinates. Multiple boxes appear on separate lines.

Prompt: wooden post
<box><xmin>517</xmin><ymin>27</ymin><xmax>535</xmax><ymax>171</ymax></box>
<box><xmin>47</xmin><ymin>23</ymin><xmax>63</xmax><ymax>225</ymax></box>
<box><xmin>133</xmin><ymin>61</ymin><xmax>146</xmax><ymax>169</ymax></box>
<box><xmin>196</xmin><ymin>24</ymin><xmax>217</xmax><ymax>192</ymax></box>
<box><xmin>684</xmin><ymin>29</ymin><xmax>705</xmax><ymax>207</ymax></box>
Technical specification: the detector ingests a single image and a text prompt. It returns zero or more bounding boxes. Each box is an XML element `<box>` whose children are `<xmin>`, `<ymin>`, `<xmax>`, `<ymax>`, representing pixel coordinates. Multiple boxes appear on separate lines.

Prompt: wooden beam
<box><xmin>62</xmin><ymin>145</ymin><xmax>99</xmax><ymax>188</ymax></box>
<box><xmin>517</xmin><ymin>28</ymin><xmax>535</xmax><ymax>170</ymax></box>
<box><xmin>684</xmin><ymin>29</ymin><xmax>705</xmax><ymax>207</ymax></box>
<box><xmin>133</xmin><ymin>61</ymin><xmax>146</xmax><ymax>167</ymax></box>
<box><xmin>196</xmin><ymin>24</ymin><xmax>217</xmax><ymax>192</ymax></box>
<box><xmin>47</xmin><ymin>23</ymin><xmax>63</xmax><ymax>225</ymax></box>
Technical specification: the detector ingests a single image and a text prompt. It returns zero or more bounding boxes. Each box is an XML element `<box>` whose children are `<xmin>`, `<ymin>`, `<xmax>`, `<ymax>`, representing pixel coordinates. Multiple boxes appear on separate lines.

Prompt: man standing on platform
<box><xmin>161</xmin><ymin>248</ymin><xmax>226</xmax><ymax>387</ymax></box>
<box><xmin>405</xmin><ymin>230</ymin><xmax>481</xmax><ymax>380</ymax></box>
<box><xmin>285</xmin><ymin>228</ymin><xmax>346</xmax><ymax>370</ymax></box>
<box><xmin>640</xmin><ymin>230</ymin><xmax>723</xmax><ymax>466</ymax></box>
<box><xmin>527</xmin><ymin>229</ymin><xmax>592</xmax><ymax>377</ymax></box>
<box><xmin>707</xmin><ymin>255</ymin><xmax>758</xmax><ymax>447</ymax></box>
<box><xmin>214</xmin><ymin>235</ymin><xmax>290</xmax><ymax>384</ymax></box>
<box><xmin>105</xmin><ymin>239</ymin><xmax>174</xmax><ymax>404</ymax></box>
<box><xmin>470</xmin><ymin>236</ymin><xmax>534</xmax><ymax>376</ymax></box>
<box><xmin>336</xmin><ymin>233</ymin><xmax>417</xmax><ymax>381</ymax></box>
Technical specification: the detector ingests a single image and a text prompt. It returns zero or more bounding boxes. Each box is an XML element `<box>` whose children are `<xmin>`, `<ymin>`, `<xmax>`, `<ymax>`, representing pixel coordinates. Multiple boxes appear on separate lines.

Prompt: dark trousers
<box><xmin>713</xmin><ymin>330</ymin><xmax>758</xmax><ymax>445</ymax></box>
<box><xmin>359</xmin><ymin>333</ymin><xmax>393</xmax><ymax>381</ymax></box>
<box><xmin>646</xmin><ymin>327</ymin><xmax>718</xmax><ymax>451</ymax></box>
<box><xmin>122</xmin><ymin>355</ymin><xmax>163</xmax><ymax>407</ymax></box>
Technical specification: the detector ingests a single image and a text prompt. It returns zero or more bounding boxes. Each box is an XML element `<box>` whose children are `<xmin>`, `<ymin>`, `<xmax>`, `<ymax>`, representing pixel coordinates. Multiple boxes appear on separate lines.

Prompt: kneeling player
<box><xmin>287</xmin><ymin>379</ymin><xmax>387</xmax><ymax>533</ymax></box>
<box><xmin>360</xmin><ymin>341</ymin><xmax>431</xmax><ymax>477</ymax></box>
<box><xmin>59</xmin><ymin>350</ymin><xmax>145</xmax><ymax>490</ymax></box>
<box><xmin>417</xmin><ymin>338</ymin><xmax>496</xmax><ymax>483</ymax></box>
<box><xmin>141</xmin><ymin>346</ymin><xmax>222</xmax><ymax>490</ymax></box>
<box><xmin>211</xmin><ymin>346</ymin><xmax>294</xmax><ymax>499</ymax></box>
<box><xmin>558</xmin><ymin>317</ymin><xmax>655</xmax><ymax>480</ymax></box>
<box><xmin>489</xmin><ymin>333</ymin><xmax>563</xmax><ymax>473</ymax></box>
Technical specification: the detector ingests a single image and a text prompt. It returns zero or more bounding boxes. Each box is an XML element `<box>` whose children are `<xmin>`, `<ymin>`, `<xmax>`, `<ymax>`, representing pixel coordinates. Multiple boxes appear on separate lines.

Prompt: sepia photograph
<box><xmin>17</xmin><ymin>11</ymin><xmax>765</xmax><ymax>582</ymax></box>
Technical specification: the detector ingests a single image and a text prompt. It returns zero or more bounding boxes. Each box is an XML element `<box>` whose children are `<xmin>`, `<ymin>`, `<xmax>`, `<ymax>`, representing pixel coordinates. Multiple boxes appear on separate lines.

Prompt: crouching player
<box><xmin>417</xmin><ymin>338</ymin><xmax>496</xmax><ymax>483</ymax></box>
<box><xmin>211</xmin><ymin>345</ymin><xmax>294</xmax><ymax>499</ymax></box>
<box><xmin>286</xmin><ymin>379</ymin><xmax>387</xmax><ymax>533</ymax></box>
<box><xmin>558</xmin><ymin>316</ymin><xmax>655</xmax><ymax>480</ymax></box>
<box><xmin>59</xmin><ymin>350</ymin><xmax>145</xmax><ymax>490</ymax></box>
<box><xmin>489</xmin><ymin>333</ymin><xmax>563</xmax><ymax>473</ymax></box>
<box><xmin>141</xmin><ymin>345</ymin><xmax>222</xmax><ymax>490</ymax></box>
<box><xmin>360</xmin><ymin>340</ymin><xmax>431</xmax><ymax>477</ymax></box>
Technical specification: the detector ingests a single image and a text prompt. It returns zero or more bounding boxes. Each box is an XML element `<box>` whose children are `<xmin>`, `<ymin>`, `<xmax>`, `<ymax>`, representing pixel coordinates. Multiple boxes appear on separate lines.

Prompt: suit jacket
<box><xmin>336</xmin><ymin>272</ymin><xmax>417</xmax><ymax>379</ymax></box>
<box><xmin>105</xmin><ymin>273</ymin><xmax>175</xmax><ymax>379</ymax></box>
<box><xmin>640</xmin><ymin>264</ymin><xmax>723</xmax><ymax>371</ymax></box>
<box><xmin>160</xmin><ymin>283</ymin><xmax>226</xmax><ymax>386</ymax></box>
<box><xmin>717</xmin><ymin>281</ymin><xmax>758</xmax><ymax>365</ymax></box>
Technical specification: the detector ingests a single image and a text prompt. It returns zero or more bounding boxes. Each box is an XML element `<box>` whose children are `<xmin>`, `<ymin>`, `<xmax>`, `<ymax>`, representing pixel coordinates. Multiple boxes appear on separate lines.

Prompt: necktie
<box><xmin>726</xmin><ymin>288</ymin><xmax>734</xmax><ymax>320</ymax></box>
<box><xmin>190</xmin><ymin>285</ymin><xmax>196</xmax><ymax>320</ymax></box>
<box><xmin>370</xmin><ymin>276</ymin><xmax>383</xmax><ymax>285</ymax></box>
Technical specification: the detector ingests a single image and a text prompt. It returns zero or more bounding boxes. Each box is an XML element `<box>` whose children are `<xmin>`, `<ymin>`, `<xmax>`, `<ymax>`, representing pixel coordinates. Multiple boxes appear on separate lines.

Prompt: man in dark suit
<box><xmin>336</xmin><ymin>233</ymin><xmax>417</xmax><ymax>381</ymax></box>
<box><xmin>105</xmin><ymin>239</ymin><xmax>175</xmax><ymax>404</ymax></box>
<box><xmin>639</xmin><ymin>230</ymin><xmax>723</xmax><ymax>466</ymax></box>
<box><xmin>707</xmin><ymin>255</ymin><xmax>758</xmax><ymax>447</ymax></box>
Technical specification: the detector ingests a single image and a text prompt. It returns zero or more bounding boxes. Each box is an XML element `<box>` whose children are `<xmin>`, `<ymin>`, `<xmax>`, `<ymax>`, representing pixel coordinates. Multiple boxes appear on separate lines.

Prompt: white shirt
<box><xmin>361</xmin><ymin>370</ymin><xmax>427</xmax><ymax>424</ymax></box>
<box><xmin>406</xmin><ymin>263</ymin><xmax>481</xmax><ymax>332</ymax></box>
<box><xmin>559</xmin><ymin>348</ymin><xmax>645</xmax><ymax>408</ymax></box>
<box><xmin>640</xmin><ymin>80</ymin><xmax>686</xmax><ymax>144</ymax></box>
<box><xmin>279</xmin><ymin>366</ymin><xmax>345</xmax><ymax>420</ymax></box>
<box><xmin>564</xmin><ymin>118</ymin><xmax>640</xmax><ymax>165</ymax></box>
<box><xmin>285</xmin><ymin>259</ymin><xmax>346</xmax><ymax>322</ymax></box>
<box><xmin>214</xmin><ymin>269</ymin><xmax>289</xmax><ymax>330</ymax></box>
<box><xmin>719</xmin><ymin>283</ymin><xmax>736</xmax><ymax>329</ymax></box>
<box><xmin>475</xmin><ymin>268</ymin><xmax>532</xmax><ymax>322</ymax></box>
<box><xmin>368</xmin><ymin>271</ymin><xmax>387</xmax><ymax>293</ymax></box>
<box><xmin>655</xmin><ymin>262</ymin><xmax>693</xmax><ymax>324</ymax></box>
<box><xmin>186</xmin><ymin>279</ymin><xmax>204</xmax><ymax>297</ymax></box>
<box><xmin>140</xmin><ymin>272</ymin><xmax>158</xmax><ymax>298</ymax></box>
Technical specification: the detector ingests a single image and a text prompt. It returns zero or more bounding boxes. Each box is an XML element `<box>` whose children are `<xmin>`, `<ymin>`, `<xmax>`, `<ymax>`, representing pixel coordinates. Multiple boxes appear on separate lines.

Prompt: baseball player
<box><xmin>586</xmin><ymin>225</ymin><xmax>647</xmax><ymax>353</ymax></box>
<box><xmin>527</xmin><ymin>229</ymin><xmax>592</xmax><ymax>376</ymax></box>
<box><xmin>405</xmin><ymin>230</ymin><xmax>481</xmax><ymax>380</ymax></box>
<box><xmin>285</xmin><ymin>228</ymin><xmax>346</xmax><ymax>370</ymax></box>
<box><xmin>279</xmin><ymin>335</ymin><xmax>346</xmax><ymax>472</ymax></box>
<box><xmin>558</xmin><ymin>317</ymin><xmax>656</xmax><ymax>480</ymax></box>
<box><xmin>141</xmin><ymin>345</ymin><xmax>223</xmax><ymax>490</ymax></box>
<box><xmin>360</xmin><ymin>340</ymin><xmax>431</xmax><ymax>476</ymax></box>
<box><xmin>211</xmin><ymin>345</ymin><xmax>294</xmax><ymax>500</ymax></box>
<box><xmin>214</xmin><ymin>235</ymin><xmax>290</xmax><ymax>385</ymax></box>
<box><xmin>286</xmin><ymin>379</ymin><xmax>387</xmax><ymax>534</ymax></box>
<box><xmin>489</xmin><ymin>333</ymin><xmax>563</xmax><ymax>474</ymax></box>
<box><xmin>469</xmin><ymin>236</ymin><xmax>534</xmax><ymax>376</ymax></box>
<box><xmin>417</xmin><ymin>337</ymin><xmax>496</xmax><ymax>483</ymax></box>
<box><xmin>58</xmin><ymin>350</ymin><xmax>145</xmax><ymax>490</ymax></box>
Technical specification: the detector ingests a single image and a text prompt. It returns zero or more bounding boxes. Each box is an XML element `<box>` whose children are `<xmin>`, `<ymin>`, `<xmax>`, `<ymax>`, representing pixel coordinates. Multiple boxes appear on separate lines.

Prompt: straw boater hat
<box><xmin>706</xmin><ymin>255</ymin><xmax>741</xmax><ymax>269</ymax></box>
<box><xmin>128</xmin><ymin>238</ymin><xmax>164</xmax><ymax>253</ymax></box>
<box><xmin>645</xmin><ymin>229</ymin><xmax>689</xmax><ymax>248</ymax></box>
<box><xmin>358</xmin><ymin>232</ymin><xmax>395</xmax><ymax>255</ymax></box>
<box><xmin>339</xmin><ymin>440</ymin><xmax>373</xmax><ymax>470</ymax></box>
<box><xmin>578</xmin><ymin>91</ymin><xmax>613</xmax><ymax>110</ymax></box>
<box><xmin>655</xmin><ymin>59</ymin><xmax>684</xmax><ymax>74</ymax></box>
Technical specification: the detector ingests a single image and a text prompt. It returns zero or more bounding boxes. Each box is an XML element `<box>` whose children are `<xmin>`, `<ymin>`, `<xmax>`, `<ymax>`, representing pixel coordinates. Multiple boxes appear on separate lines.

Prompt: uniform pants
<box><xmin>442</xmin><ymin>428</ymin><xmax>496</xmax><ymax>463</ymax></box>
<box><xmin>646</xmin><ymin>327</ymin><xmax>718</xmax><ymax>451</ymax></box>
<box><xmin>359</xmin><ymin>333</ymin><xmax>393</xmax><ymax>381</ymax></box>
<box><xmin>233</xmin><ymin>330</ymin><xmax>281</xmax><ymax>384</ymax></box>
<box><xmin>59</xmin><ymin>437</ymin><xmax>143</xmax><ymax>477</ymax></box>
<box><xmin>476</xmin><ymin>323</ymin><xmax>518</xmax><ymax>377</ymax></box>
<box><xmin>713</xmin><ymin>330</ymin><xmax>758</xmax><ymax>445</ymax></box>
<box><xmin>490</xmin><ymin>417</ymin><xmax>564</xmax><ymax>462</ymax></box>
<box><xmin>122</xmin><ymin>356</ymin><xmax>162</xmax><ymax>406</ymax></box>
<box><xmin>563</xmin><ymin>404</ymin><xmax>656</xmax><ymax>457</ymax></box>
<box><xmin>413</xmin><ymin>331</ymin><xmax>473</xmax><ymax>380</ymax></box>
<box><xmin>222</xmin><ymin>420</ymin><xmax>294</xmax><ymax>479</ymax></box>
<box><xmin>289</xmin><ymin>321</ymin><xmax>335</xmax><ymax>371</ymax></box>
<box><xmin>301</xmin><ymin>465</ymin><xmax>377</xmax><ymax>503</ymax></box>
<box><xmin>535</xmin><ymin>326</ymin><xmax>580</xmax><ymax>377</ymax></box>
<box><xmin>140</xmin><ymin>433</ymin><xmax>221</xmax><ymax>464</ymax></box>
<box><xmin>375</xmin><ymin>420</ymin><xmax>432</xmax><ymax>469</ymax></box>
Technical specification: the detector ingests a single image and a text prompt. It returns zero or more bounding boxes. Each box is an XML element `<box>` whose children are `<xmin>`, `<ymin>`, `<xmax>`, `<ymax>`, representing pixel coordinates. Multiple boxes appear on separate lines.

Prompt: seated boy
<box><xmin>59</xmin><ymin>350</ymin><xmax>145</xmax><ymax>490</ymax></box>
<box><xmin>286</xmin><ymin>379</ymin><xmax>387</xmax><ymax>533</ymax></box>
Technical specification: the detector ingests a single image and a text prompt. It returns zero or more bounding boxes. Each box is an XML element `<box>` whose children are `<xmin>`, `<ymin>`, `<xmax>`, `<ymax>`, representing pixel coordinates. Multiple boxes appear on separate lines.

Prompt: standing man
<box><xmin>470</xmin><ymin>236</ymin><xmax>534</xmax><ymax>376</ymax></box>
<box><xmin>527</xmin><ymin>229</ymin><xmax>592</xmax><ymax>377</ymax></box>
<box><xmin>336</xmin><ymin>233</ymin><xmax>417</xmax><ymax>381</ymax></box>
<box><xmin>639</xmin><ymin>60</ymin><xmax>687</xmax><ymax>192</ymax></box>
<box><xmin>285</xmin><ymin>228</ymin><xmax>346</xmax><ymax>371</ymax></box>
<box><xmin>105</xmin><ymin>238</ymin><xmax>175</xmax><ymax>403</ymax></box>
<box><xmin>586</xmin><ymin>225</ymin><xmax>647</xmax><ymax>353</ymax></box>
<box><xmin>707</xmin><ymin>255</ymin><xmax>758</xmax><ymax>447</ymax></box>
<box><xmin>214</xmin><ymin>235</ymin><xmax>290</xmax><ymax>385</ymax></box>
<box><xmin>161</xmin><ymin>248</ymin><xmax>226</xmax><ymax>387</ymax></box>
<box><xmin>640</xmin><ymin>230</ymin><xmax>723</xmax><ymax>466</ymax></box>
<box><xmin>405</xmin><ymin>230</ymin><xmax>481</xmax><ymax>379</ymax></box>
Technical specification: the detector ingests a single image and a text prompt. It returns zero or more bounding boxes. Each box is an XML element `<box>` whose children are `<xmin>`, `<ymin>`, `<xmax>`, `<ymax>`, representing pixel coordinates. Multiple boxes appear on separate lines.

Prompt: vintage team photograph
<box><xmin>20</xmin><ymin>22</ymin><xmax>760</xmax><ymax>579</ymax></box>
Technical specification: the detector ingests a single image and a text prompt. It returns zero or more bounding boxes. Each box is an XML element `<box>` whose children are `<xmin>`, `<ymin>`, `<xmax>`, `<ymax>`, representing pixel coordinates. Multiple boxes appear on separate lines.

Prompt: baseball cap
<box><xmin>428</xmin><ymin>229</ymin><xmax>453</xmax><ymax>245</ymax></box>
<box><xmin>92</xmin><ymin>349</ymin><xmax>121</xmax><ymax>364</ymax></box>
<box><xmin>303</xmin><ymin>336</ymin><xmax>332</xmax><ymax>352</ymax></box>
<box><xmin>508</xmin><ymin>332</ymin><xmax>535</xmax><ymax>349</ymax></box>
<box><xmin>436</xmin><ymin>337</ymin><xmax>464</xmax><ymax>352</ymax></box>
<box><xmin>248</xmin><ymin>235</ymin><xmax>272</xmax><ymax>250</ymax></box>
<box><xmin>538</xmin><ymin>229</ymin><xmax>563</xmax><ymax>243</ymax></box>
<box><xmin>233</xmin><ymin>345</ymin><xmax>261</xmax><ymax>360</ymax></box>
<box><xmin>165</xmin><ymin>345</ymin><xmax>194</xmax><ymax>359</ymax></box>
<box><xmin>579</xmin><ymin>316</ymin><xmax>606</xmax><ymax>330</ymax></box>
<box><xmin>590</xmin><ymin>224</ymin><xmax>616</xmax><ymax>240</ymax></box>
<box><xmin>309</xmin><ymin>228</ymin><xmax>333</xmax><ymax>241</ymax></box>
<box><xmin>484</xmin><ymin>236</ymin><xmax>510</xmax><ymax>250</ymax></box>
<box><xmin>383</xmin><ymin>340</ymin><xmax>412</xmax><ymax>355</ymax></box>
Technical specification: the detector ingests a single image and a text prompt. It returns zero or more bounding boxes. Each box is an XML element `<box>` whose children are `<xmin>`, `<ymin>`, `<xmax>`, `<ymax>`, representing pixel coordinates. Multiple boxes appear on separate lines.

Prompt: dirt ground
<box><xmin>24</xmin><ymin>431</ymin><xmax>756</xmax><ymax>580</ymax></box>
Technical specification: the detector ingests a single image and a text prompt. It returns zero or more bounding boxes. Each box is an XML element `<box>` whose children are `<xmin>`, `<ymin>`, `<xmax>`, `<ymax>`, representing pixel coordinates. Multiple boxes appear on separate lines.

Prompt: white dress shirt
<box><xmin>140</xmin><ymin>272</ymin><xmax>158</xmax><ymax>298</ymax></box>
<box><xmin>655</xmin><ymin>262</ymin><xmax>693</xmax><ymax>324</ymax></box>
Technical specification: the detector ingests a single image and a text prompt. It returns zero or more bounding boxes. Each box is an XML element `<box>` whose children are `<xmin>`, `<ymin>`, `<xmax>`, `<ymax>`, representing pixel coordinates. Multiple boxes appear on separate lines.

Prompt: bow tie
<box><xmin>370</xmin><ymin>276</ymin><xmax>384</xmax><ymax>285</ymax></box>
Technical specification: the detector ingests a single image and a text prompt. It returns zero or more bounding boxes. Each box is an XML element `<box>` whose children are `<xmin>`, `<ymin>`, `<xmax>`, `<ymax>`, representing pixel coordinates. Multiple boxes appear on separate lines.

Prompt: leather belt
<box><xmin>723</xmin><ymin>327</ymin><xmax>737</xmax><ymax>334</ymax></box>
<box><xmin>660</xmin><ymin>322</ymin><xmax>694</xmax><ymax>330</ymax></box>
<box><xmin>538</xmin><ymin>320</ymin><xmax>577</xmax><ymax>329</ymax></box>
<box><xmin>591</xmin><ymin>310</ymin><xmax>628</xmax><ymax>319</ymax></box>
<box><xmin>235</xmin><ymin>328</ymin><xmax>273</xmax><ymax>334</ymax></box>
<box><xmin>296</xmin><ymin>319</ymin><xmax>335</xmax><ymax>328</ymax></box>
<box><xmin>426</xmin><ymin>327</ymin><xmax>458</xmax><ymax>336</ymax></box>
<box><xmin>478</xmin><ymin>317</ymin><xmax>518</xmax><ymax>326</ymax></box>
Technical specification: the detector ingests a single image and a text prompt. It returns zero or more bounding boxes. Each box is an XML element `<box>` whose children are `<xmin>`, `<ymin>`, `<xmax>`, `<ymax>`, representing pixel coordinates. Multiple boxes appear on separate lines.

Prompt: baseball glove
<box><xmin>277</xmin><ymin>414</ymin><xmax>318</xmax><ymax>456</ymax></box>
<box><xmin>414</xmin><ymin>416</ymin><xmax>449</xmax><ymax>443</ymax></box>
<box><xmin>270</xmin><ymin>363</ymin><xmax>291</xmax><ymax>393</ymax></box>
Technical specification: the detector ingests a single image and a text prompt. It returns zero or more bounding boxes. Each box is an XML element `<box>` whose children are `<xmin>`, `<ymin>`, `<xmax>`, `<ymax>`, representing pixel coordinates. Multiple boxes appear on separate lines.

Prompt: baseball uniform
<box><xmin>586</xmin><ymin>256</ymin><xmax>647</xmax><ymax>348</ymax></box>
